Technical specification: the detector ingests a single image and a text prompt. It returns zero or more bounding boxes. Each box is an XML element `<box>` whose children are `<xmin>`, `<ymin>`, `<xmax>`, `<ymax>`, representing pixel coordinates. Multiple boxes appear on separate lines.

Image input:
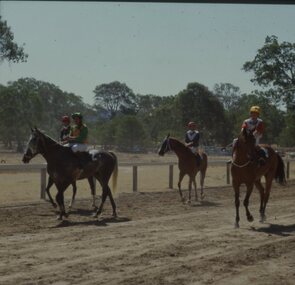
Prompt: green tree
<box><xmin>213</xmin><ymin>83</ymin><xmax>241</xmax><ymax>110</ymax></box>
<box><xmin>0</xmin><ymin>84</ymin><xmax>42</xmax><ymax>151</ymax></box>
<box><xmin>0</xmin><ymin>16</ymin><xmax>28</xmax><ymax>63</ymax></box>
<box><xmin>243</xmin><ymin>35</ymin><xmax>295</xmax><ymax>106</ymax></box>
<box><xmin>93</xmin><ymin>81</ymin><xmax>136</xmax><ymax>118</ymax></box>
<box><xmin>175</xmin><ymin>82</ymin><xmax>227</xmax><ymax>145</ymax></box>
<box><xmin>115</xmin><ymin>115</ymin><xmax>147</xmax><ymax>152</ymax></box>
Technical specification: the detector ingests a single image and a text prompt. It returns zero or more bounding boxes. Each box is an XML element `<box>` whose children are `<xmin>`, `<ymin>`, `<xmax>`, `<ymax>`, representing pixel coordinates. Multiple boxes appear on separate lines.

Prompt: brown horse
<box><xmin>22</xmin><ymin>128</ymin><xmax>118</xmax><ymax>220</ymax></box>
<box><xmin>158</xmin><ymin>135</ymin><xmax>208</xmax><ymax>203</ymax></box>
<box><xmin>231</xmin><ymin>128</ymin><xmax>286</xmax><ymax>228</ymax></box>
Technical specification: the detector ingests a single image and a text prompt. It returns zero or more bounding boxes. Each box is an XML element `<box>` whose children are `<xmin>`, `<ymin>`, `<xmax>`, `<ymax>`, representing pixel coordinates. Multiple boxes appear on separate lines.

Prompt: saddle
<box><xmin>194</xmin><ymin>152</ymin><xmax>202</xmax><ymax>166</ymax></box>
<box><xmin>254</xmin><ymin>145</ymin><xmax>269</xmax><ymax>166</ymax></box>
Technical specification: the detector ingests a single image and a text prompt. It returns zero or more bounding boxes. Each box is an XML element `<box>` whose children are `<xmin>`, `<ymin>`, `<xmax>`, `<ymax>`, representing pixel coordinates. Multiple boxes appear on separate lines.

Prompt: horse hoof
<box><xmin>259</xmin><ymin>216</ymin><xmax>266</xmax><ymax>223</ymax></box>
<box><xmin>234</xmin><ymin>223</ymin><xmax>240</xmax><ymax>229</ymax></box>
<box><xmin>56</xmin><ymin>216</ymin><xmax>63</xmax><ymax>221</ymax></box>
<box><xmin>52</xmin><ymin>203</ymin><xmax>58</xmax><ymax>209</ymax></box>
<box><xmin>247</xmin><ymin>215</ymin><xmax>254</xmax><ymax>222</ymax></box>
<box><xmin>201</xmin><ymin>193</ymin><xmax>205</xmax><ymax>200</ymax></box>
<box><xmin>112</xmin><ymin>212</ymin><xmax>118</xmax><ymax>218</ymax></box>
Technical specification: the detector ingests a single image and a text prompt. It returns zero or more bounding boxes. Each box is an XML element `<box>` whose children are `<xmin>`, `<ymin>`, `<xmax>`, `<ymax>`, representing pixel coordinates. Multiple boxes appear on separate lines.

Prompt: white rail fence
<box><xmin>0</xmin><ymin>160</ymin><xmax>293</xmax><ymax>200</ymax></box>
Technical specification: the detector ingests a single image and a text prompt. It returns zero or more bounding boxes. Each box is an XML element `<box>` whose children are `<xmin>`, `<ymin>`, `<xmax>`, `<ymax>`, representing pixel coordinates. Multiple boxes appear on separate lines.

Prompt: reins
<box><xmin>231</xmin><ymin>160</ymin><xmax>252</xmax><ymax>168</ymax></box>
<box><xmin>165</xmin><ymin>137</ymin><xmax>172</xmax><ymax>152</ymax></box>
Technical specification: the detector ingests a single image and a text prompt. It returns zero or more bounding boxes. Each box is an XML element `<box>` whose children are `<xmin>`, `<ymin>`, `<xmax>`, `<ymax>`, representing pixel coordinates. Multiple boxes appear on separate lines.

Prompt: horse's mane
<box><xmin>35</xmin><ymin>128</ymin><xmax>62</xmax><ymax>147</ymax></box>
<box><xmin>169</xmin><ymin>137</ymin><xmax>193</xmax><ymax>154</ymax></box>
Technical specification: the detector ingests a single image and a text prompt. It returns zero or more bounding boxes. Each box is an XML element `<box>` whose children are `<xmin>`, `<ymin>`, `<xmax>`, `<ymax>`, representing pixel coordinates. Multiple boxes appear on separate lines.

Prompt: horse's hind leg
<box><xmin>107</xmin><ymin>185</ymin><xmax>117</xmax><ymax>217</ymax></box>
<box><xmin>255</xmin><ymin>179</ymin><xmax>265</xmax><ymax>222</ymax></box>
<box><xmin>260</xmin><ymin>174</ymin><xmax>274</xmax><ymax>222</ymax></box>
<box><xmin>233</xmin><ymin>182</ymin><xmax>240</xmax><ymax>228</ymax></box>
<box><xmin>243</xmin><ymin>183</ymin><xmax>254</xmax><ymax>223</ymax></box>
<box><xmin>192</xmin><ymin>177</ymin><xmax>198</xmax><ymax>202</ymax></box>
<box><xmin>88</xmin><ymin>176</ymin><xmax>97</xmax><ymax>209</ymax></box>
<box><xmin>45</xmin><ymin>176</ymin><xmax>57</xmax><ymax>208</ymax></box>
<box><xmin>178</xmin><ymin>171</ymin><xmax>185</xmax><ymax>203</ymax></box>
<box><xmin>200</xmin><ymin>169</ymin><xmax>206</xmax><ymax>200</ymax></box>
<box><xmin>68</xmin><ymin>182</ymin><xmax>77</xmax><ymax>210</ymax></box>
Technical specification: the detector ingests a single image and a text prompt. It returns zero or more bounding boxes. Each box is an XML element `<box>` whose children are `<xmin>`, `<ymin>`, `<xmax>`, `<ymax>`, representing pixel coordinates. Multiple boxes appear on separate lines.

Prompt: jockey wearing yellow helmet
<box><xmin>241</xmin><ymin>106</ymin><xmax>265</xmax><ymax>145</ymax></box>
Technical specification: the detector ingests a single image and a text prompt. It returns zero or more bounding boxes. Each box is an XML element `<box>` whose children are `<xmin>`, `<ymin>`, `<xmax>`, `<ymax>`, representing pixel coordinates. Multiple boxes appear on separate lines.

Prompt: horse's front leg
<box><xmin>45</xmin><ymin>176</ymin><xmax>57</xmax><ymax>208</ymax></box>
<box><xmin>68</xmin><ymin>182</ymin><xmax>77</xmax><ymax>210</ymax></box>
<box><xmin>244</xmin><ymin>183</ymin><xmax>254</xmax><ymax>223</ymax></box>
<box><xmin>178</xmin><ymin>171</ymin><xmax>185</xmax><ymax>203</ymax></box>
<box><xmin>55</xmin><ymin>183</ymin><xmax>70</xmax><ymax>220</ymax></box>
<box><xmin>55</xmin><ymin>191</ymin><xmax>68</xmax><ymax>220</ymax></box>
<box><xmin>233</xmin><ymin>182</ymin><xmax>240</xmax><ymax>228</ymax></box>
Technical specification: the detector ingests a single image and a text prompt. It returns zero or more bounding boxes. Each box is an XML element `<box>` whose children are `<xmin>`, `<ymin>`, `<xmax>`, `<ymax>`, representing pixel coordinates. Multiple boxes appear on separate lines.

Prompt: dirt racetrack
<box><xmin>1</xmin><ymin>180</ymin><xmax>295</xmax><ymax>285</ymax></box>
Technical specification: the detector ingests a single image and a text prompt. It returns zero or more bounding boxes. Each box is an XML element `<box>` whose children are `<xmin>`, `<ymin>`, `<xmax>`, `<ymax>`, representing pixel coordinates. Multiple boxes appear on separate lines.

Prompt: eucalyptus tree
<box><xmin>243</xmin><ymin>35</ymin><xmax>295</xmax><ymax>107</ymax></box>
<box><xmin>175</xmin><ymin>82</ymin><xmax>227</xmax><ymax>145</ymax></box>
<box><xmin>0</xmin><ymin>16</ymin><xmax>28</xmax><ymax>63</ymax></box>
<box><xmin>93</xmin><ymin>81</ymin><xmax>136</xmax><ymax>118</ymax></box>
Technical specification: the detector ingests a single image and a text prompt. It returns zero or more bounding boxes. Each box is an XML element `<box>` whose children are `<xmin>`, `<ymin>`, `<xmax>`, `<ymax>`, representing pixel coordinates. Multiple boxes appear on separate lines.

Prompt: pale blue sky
<box><xmin>1</xmin><ymin>2</ymin><xmax>295</xmax><ymax>104</ymax></box>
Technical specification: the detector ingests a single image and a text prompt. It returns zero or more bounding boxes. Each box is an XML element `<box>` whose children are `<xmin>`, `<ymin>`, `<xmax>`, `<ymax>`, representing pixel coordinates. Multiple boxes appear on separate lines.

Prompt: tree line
<box><xmin>1</xmin><ymin>16</ymin><xmax>295</xmax><ymax>151</ymax></box>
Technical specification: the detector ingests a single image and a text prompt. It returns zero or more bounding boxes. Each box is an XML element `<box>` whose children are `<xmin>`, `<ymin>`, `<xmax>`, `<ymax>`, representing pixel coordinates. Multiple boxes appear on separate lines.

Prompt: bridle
<box><xmin>163</xmin><ymin>137</ymin><xmax>172</xmax><ymax>153</ymax></box>
<box><xmin>231</xmin><ymin>134</ymin><xmax>254</xmax><ymax>168</ymax></box>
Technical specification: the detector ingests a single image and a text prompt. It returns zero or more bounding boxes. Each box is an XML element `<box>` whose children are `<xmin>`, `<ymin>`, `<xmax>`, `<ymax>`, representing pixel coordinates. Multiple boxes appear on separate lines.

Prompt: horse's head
<box><xmin>235</xmin><ymin>128</ymin><xmax>256</xmax><ymax>158</ymax></box>
<box><xmin>22</xmin><ymin>128</ymin><xmax>45</xmax><ymax>163</ymax></box>
<box><xmin>158</xmin><ymin>134</ymin><xmax>171</xmax><ymax>156</ymax></box>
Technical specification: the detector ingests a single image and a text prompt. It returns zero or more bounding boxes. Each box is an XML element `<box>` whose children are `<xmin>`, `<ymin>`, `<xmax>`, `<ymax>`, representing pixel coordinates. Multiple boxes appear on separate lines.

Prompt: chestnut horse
<box><xmin>231</xmin><ymin>128</ymin><xmax>286</xmax><ymax>228</ymax></box>
<box><xmin>22</xmin><ymin>128</ymin><xmax>118</xmax><ymax>220</ymax></box>
<box><xmin>158</xmin><ymin>135</ymin><xmax>208</xmax><ymax>203</ymax></box>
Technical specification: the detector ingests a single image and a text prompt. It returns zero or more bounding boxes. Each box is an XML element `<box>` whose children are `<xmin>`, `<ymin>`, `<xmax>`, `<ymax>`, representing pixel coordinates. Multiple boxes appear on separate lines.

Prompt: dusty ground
<box><xmin>0</xmin><ymin>179</ymin><xmax>295</xmax><ymax>285</ymax></box>
<box><xmin>1</xmin><ymin>151</ymin><xmax>295</xmax><ymax>285</ymax></box>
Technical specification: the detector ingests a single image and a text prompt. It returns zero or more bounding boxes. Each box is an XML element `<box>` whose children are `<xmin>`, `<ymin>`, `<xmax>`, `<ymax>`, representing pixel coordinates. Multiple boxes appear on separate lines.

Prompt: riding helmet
<box><xmin>71</xmin><ymin>112</ymin><xmax>83</xmax><ymax>119</ymax></box>
<box><xmin>62</xmin><ymin>115</ymin><xmax>70</xmax><ymax>123</ymax></box>
<box><xmin>250</xmin><ymin>106</ymin><xmax>260</xmax><ymax>114</ymax></box>
<box><xmin>188</xmin><ymin>121</ymin><xmax>197</xmax><ymax>128</ymax></box>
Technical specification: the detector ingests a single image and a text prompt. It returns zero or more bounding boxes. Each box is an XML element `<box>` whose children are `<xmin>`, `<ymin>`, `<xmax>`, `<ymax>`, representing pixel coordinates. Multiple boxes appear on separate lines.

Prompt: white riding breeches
<box><xmin>65</xmin><ymin>143</ymin><xmax>88</xmax><ymax>152</ymax></box>
<box><xmin>189</xmin><ymin>146</ymin><xmax>198</xmax><ymax>154</ymax></box>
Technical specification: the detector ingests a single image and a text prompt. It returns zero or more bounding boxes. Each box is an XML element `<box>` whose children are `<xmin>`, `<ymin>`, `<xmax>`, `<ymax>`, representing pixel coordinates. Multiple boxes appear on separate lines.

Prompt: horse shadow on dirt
<box><xmin>51</xmin><ymin>208</ymin><xmax>131</xmax><ymax>228</ymax></box>
<box><xmin>189</xmin><ymin>200</ymin><xmax>221</xmax><ymax>208</ymax></box>
<box><xmin>250</xmin><ymin>223</ymin><xmax>295</xmax><ymax>237</ymax></box>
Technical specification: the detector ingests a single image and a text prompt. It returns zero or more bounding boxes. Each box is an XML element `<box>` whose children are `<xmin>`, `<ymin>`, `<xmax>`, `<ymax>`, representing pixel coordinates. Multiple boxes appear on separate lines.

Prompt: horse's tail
<box><xmin>275</xmin><ymin>153</ymin><xmax>286</xmax><ymax>185</ymax></box>
<box><xmin>110</xmin><ymin>151</ymin><xmax>118</xmax><ymax>193</ymax></box>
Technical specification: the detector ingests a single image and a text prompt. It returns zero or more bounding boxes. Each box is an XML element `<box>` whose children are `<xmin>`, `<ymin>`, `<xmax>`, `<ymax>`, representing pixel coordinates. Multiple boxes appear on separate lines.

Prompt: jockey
<box><xmin>60</xmin><ymin>115</ymin><xmax>71</xmax><ymax>143</ymax></box>
<box><xmin>67</xmin><ymin>112</ymin><xmax>89</xmax><ymax>152</ymax></box>
<box><xmin>185</xmin><ymin>121</ymin><xmax>201</xmax><ymax>165</ymax></box>
<box><xmin>241</xmin><ymin>106</ymin><xmax>265</xmax><ymax>145</ymax></box>
<box><xmin>241</xmin><ymin>106</ymin><xmax>268</xmax><ymax>163</ymax></box>
<box><xmin>61</xmin><ymin>112</ymin><xmax>89</xmax><ymax>170</ymax></box>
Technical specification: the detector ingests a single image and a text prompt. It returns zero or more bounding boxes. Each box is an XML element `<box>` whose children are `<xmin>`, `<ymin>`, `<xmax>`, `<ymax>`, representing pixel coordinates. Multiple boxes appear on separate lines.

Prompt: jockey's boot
<box><xmin>74</xmin><ymin>151</ymin><xmax>91</xmax><ymax>170</ymax></box>
<box><xmin>255</xmin><ymin>147</ymin><xmax>267</xmax><ymax>166</ymax></box>
<box><xmin>195</xmin><ymin>153</ymin><xmax>201</xmax><ymax>166</ymax></box>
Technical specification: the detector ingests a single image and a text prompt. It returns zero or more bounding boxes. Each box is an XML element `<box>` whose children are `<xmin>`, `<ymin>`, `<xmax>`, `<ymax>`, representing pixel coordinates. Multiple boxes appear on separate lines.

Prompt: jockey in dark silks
<box><xmin>185</xmin><ymin>121</ymin><xmax>201</xmax><ymax>165</ymax></box>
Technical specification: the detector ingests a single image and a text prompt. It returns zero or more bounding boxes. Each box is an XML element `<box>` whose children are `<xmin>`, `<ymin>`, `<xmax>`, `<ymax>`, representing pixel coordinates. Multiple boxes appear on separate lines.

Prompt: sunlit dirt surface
<box><xmin>0</xmin><ymin>181</ymin><xmax>295</xmax><ymax>285</ymax></box>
